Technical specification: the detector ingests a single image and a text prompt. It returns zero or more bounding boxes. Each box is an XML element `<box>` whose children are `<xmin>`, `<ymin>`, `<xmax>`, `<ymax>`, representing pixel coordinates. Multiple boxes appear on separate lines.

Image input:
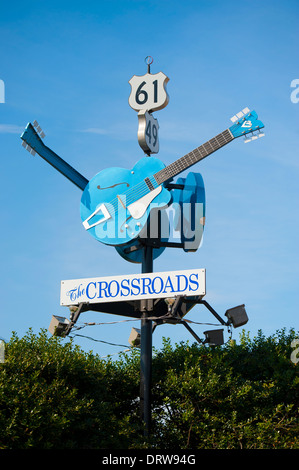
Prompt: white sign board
<box><xmin>128</xmin><ymin>72</ymin><xmax>169</xmax><ymax>112</ymax></box>
<box><xmin>60</xmin><ymin>268</ymin><xmax>206</xmax><ymax>306</ymax></box>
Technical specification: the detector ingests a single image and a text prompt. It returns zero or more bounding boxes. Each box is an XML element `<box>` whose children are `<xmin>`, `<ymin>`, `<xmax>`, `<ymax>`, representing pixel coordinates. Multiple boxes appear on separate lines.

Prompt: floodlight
<box><xmin>48</xmin><ymin>315</ymin><xmax>70</xmax><ymax>337</ymax></box>
<box><xmin>203</xmin><ymin>329</ymin><xmax>224</xmax><ymax>346</ymax></box>
<box><xmin>225</xmin><ymin>304</ymin><xmax>248</xmax><ymax>328</ymax></box>
<box><xmin>128</xmin><ymin>328</ymin><xmax>141</xmax><ymax>348</ymax></box>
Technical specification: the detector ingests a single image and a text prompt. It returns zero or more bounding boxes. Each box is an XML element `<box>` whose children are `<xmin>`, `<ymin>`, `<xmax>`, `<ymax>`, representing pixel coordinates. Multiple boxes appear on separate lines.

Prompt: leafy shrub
<box><xmin>0</xmin><ymin>327</ymin><xmax>297</xmax><ymax>449</ymax></box>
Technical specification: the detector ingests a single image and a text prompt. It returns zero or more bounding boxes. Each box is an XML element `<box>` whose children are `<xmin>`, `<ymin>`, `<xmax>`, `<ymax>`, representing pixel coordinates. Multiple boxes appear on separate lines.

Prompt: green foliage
<box><xmin>0</xmin><ymin>329</ymin><xmax>142</xmax><ymax>449</ymax></box>
<box><xmin>0</xmin><ymin>327</ymin><xmax>298</xmax><ymax>449</ymax></box>
<box><xmin>150</xmin><ymin>329</ymin><xmax>299</xmax><ymax>449</ymax></box>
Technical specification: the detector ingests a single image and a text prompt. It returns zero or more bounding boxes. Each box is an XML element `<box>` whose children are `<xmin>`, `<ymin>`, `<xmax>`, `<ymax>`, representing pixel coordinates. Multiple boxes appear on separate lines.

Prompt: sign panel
<box><xmin>128</xmin><ymin>72</ymin><xmax>169</xmax><ymax>112</ymax></box>
<box><xmin>137</xmin><ymin>110</ymin><xmax>159</xmax><ymax>154</ymax></box>
<box><xmin>60</xmin><ymin>268</ymin><xmax>206</xmax><ymax>306</ymax></box>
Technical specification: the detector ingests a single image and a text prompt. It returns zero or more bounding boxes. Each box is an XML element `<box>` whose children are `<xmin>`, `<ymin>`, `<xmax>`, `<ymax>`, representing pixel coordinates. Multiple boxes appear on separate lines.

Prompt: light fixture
<box><xmin>225</xmin><ymin>304</ymin><xmax>248</xmax><ymax>328</ymax></box>
<box><xmin>48</xmin><ymin>315</ymin><xmax>70</xmax><ymax>337</ymax></box>
<box><xmin>128</xmin><ymin>327</ymin><xmax>141</xmax><ymax>348</ymax></box>
<box><xmin>203</xmin><ymin>329</ymin><xmax>224</xmax><ymax>346</ymax></box>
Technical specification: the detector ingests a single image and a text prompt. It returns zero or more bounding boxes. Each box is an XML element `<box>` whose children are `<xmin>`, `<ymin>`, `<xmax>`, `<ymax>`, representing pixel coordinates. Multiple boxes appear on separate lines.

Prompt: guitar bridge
<box><xmin>82</xmin><ymin>203</ymin><xmax>111</xmax><ymax>230</ymax></box>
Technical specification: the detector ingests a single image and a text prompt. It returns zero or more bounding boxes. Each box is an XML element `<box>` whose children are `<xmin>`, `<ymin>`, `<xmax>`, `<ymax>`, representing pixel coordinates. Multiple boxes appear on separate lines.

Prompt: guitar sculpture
<box><xmin>21</xmin><ymin>108</ymin><xmax>264</xmax><ymax>248</ymax></box>
<box><xmin>80</xmin><ymin>108</ymin><xmax>264</xmax><ymax>246</ymax></box>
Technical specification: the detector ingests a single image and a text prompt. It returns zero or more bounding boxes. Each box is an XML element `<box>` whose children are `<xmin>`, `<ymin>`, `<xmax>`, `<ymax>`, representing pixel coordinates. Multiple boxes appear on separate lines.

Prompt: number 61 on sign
<box><xmin>128</xmin><ymin>71</ymin><xmax>169</xmax><ymax>112</ymax></box>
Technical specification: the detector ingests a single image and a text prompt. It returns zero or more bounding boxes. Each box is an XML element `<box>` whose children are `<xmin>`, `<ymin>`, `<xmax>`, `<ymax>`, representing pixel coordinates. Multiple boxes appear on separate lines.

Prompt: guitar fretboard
<box><xmin>154</xmin><ymin>128</ymin><xmax>234</xmax><ymax>185</ymax></box>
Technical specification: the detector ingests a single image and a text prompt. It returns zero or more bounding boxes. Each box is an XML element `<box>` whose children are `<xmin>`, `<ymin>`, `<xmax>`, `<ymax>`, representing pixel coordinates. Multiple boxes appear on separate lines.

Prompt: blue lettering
<box><xmin>176</xmin><ymin>274</ymin><xmax>188</xmax><ymax>292</ymax></box>
<box><xmin>131</xmin><ymin>278</ymin><xmax>141</xmax><ymax>295</ymax></box>
<box><xmin>108</xmin><ymin>280</ymin><xmax>120</xmax><ymax>297</ymax></box>
<box><xmin>152</xmin><ymin>276</ymin><xmax>163</xmax><ymax>294</ymax></box>
<box><xmin>189</xmin><ymin>273</ymin><xmax>199</xmax><ymax>291</ymax></box>
<box><xmin>163</xmin><ymin>275</ymin><xmax>175</xmax><ymax>293</ymax></box>
<box><xmin>67</xmin><ymin>289</ymin><xmax>77</xmax><ymax>302</ymax></box>
<box><xmin>97</xmin><ymin>281</ymin><xmax>108</xmax><ymax>298</ymax></box>
<box><xmin>66</xmin><ymin>283</ymin><xmax>86</xmax><ymax>301</ymax></box>
<box><xmin>120</xmin><ymin>278</ymin><xmax>130</xmax><ymax>296</ymax></box>
<box><xmin>142</xmin><ymin>277</ymin><xmax>153</xmax><ymax>295</ymax></box>
<box><xmin>86</xmin><ymin>282</ymin><xmax>97</xmax><ymax>300</ymax></box>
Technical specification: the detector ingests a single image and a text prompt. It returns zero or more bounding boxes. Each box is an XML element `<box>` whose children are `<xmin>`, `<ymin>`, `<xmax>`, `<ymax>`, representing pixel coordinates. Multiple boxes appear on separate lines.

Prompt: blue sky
<box><xmin>0</xmin><ymin>0</ymin><xmax>298</xmax><ymax>358</ymax></box>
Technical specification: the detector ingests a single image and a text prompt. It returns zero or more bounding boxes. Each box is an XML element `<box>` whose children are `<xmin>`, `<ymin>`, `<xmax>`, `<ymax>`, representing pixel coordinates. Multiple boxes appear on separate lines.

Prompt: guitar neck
<box><xmin>21</xmin><ymin>123</ymin><xmax>89</xmax><ymax>191</ymax></box>
<box><xmin>154</xmin><ymin>128</ymin><xmax>234</xmax><ymax>185</ymax></box>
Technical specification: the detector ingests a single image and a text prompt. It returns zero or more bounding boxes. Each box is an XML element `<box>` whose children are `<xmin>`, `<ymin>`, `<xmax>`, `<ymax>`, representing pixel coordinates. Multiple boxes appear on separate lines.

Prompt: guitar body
<box><xmin>80</xmin><ymin>156</ymin><xmax>172</xmax><ymax>246</ymax></box>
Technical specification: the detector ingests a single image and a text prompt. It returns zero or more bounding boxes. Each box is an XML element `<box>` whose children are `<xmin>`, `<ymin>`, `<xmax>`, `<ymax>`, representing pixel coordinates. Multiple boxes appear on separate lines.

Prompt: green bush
<box><xmin>0</xmin><ymin>327</ymin><xmax>298</xmax><ymax>449</ymax></box>
<box><xmin>0</xmin><ymin>329</ymin><xmax>141</xmax><ymax>449</ymax></box>
<box><xmin>150</xmin><ymin>329</ymin><xmax>299</xmax><ymax>449</ymax></box>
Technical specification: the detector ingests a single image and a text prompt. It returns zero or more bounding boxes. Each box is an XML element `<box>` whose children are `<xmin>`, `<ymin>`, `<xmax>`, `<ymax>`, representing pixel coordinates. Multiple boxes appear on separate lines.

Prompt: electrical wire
<box><xmin>68</xmin><ymin>313</ymin><xmax>229</xmax><ymax>358</ymax></box>
<box><xmin>71</xmin><ymin>315</ymin><xmax>224</xmax><ymax>332</ymax></box>
<box><xmin>69</xmin><ymin>332</ymin><xmax>131</xmax><ymax>349</ymax></box>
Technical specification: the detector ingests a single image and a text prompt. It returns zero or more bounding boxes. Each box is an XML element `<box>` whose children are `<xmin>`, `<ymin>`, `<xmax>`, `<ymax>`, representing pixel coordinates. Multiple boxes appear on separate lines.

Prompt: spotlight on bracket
<box><xmin>128</xmin><ymin>327</ymin><xmax>141</xmax><ymax>348</ymax></box>
<box><xmin>203</xmin><ymin>329</ymin><xmax>224</xmax><ymax>346</ymax></box>
<box><xmin>48</xmin><ymin>315</ymin><xmax>70</xmax><ymax>337</ymax></box>
<box><xmin>225</xmin><ymin>304</ymin><xmax>248</xmax><ymax>328</ymax></box>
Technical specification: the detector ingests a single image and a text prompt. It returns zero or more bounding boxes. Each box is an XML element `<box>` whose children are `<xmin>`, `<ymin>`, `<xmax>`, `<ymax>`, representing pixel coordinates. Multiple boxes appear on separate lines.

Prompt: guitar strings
<box><xmin>86</xmin><ymin>129</ymin><xmax>232</xmax><ymax>219</ymax></box>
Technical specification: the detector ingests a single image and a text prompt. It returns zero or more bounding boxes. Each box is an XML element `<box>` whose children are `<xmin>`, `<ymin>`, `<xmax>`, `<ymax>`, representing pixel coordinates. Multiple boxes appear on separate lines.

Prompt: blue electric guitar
<box><xmin>21</xmin><ymin>108</ymin><xmax>264</xmax><ymax>248</ymax></box>
<box><xmin>80</xmin><ymin>108</ymin><xmax>264</xmax><ymax>246</ymax></box>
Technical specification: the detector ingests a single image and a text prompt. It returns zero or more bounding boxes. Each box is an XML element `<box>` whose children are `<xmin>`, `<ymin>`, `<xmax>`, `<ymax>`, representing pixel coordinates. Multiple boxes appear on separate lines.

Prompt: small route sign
<box><xmin>137</xmin><ymin>110</ymin><xmax>159</xmax><ymax>154</ymax></box>
<box><xmin>128</xmin><ymin>71</ymin><xmax>169</xmax><ymax>112</ymax></box>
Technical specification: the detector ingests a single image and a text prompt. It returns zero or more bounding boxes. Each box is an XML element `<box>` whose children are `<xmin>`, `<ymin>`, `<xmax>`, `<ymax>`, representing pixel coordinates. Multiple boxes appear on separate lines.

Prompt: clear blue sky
<box><xmin>0</xmin><ymin>0</ymin><xmax>298</xmax><ymax>358</ymax></box>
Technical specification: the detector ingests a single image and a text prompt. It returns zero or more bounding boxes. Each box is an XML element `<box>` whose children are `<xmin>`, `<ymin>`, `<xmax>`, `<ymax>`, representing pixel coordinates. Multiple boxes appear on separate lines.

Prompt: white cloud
<box><xmin>0</xmin><ymin>124</ymin><xmax>24</xmax><ymax>134</ymax></box>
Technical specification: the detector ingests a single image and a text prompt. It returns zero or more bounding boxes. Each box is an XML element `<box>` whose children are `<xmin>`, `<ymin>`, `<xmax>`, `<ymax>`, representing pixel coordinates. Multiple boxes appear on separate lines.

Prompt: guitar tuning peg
<box><xmin>258</xmin><ymin>130</ymin><xmax>265</xmax><ymax>138</ymax></box>
<box><xmin>21</xmin><ymin>141</ymin><xmax>36</xmax><ymax>156</ymax></box>
<box><xmin>230</xmin><ymin>108</ymin><xmax>250</xmax><ymax>123</ymax></box>
<box><xmin>251</xmin><ymin>133</ymin><xmax>258</xmax><ymax>141</ymax></box>
<box><xmin>32</xmin><ymin>120</ymin><xmax>45</xmax><ymax>138</ymax></box>
<box><xmin>244</xmin><ymin>135</ymin><xmax>251</xmax><ymax>143</ymax></box>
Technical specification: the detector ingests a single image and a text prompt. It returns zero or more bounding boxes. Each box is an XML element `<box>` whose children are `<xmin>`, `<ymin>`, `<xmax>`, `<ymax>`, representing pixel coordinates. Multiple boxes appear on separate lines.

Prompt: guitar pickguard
<box><xmin>127</xmin><ymin>185</ymin><xmax>162</xmax><ymax>219</ymax></box>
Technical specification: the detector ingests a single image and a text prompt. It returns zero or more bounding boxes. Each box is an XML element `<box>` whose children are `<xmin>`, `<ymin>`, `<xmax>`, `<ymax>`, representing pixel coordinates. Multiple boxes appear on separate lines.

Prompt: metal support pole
<box><xmin>181</xmin><ymin>320</ymin><xmax>205</xmax><ymax>345</ymax></box>
<box><xmin>140</xmin><ymin>243</ymin><xmax>153</xmax><ymax>437</ymax></box>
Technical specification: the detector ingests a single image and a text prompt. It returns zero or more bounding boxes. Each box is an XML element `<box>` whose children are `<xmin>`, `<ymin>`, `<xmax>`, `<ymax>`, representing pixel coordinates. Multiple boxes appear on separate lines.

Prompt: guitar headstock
<box><xmin>229</xmin><ymin>108</ymin><xmax>265</xmax><ymax>142</ymax></box>
<box><xmin>21</xmin><ymin>120</ymin><xmax>46</xmax><ymax>155</ymax></box>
